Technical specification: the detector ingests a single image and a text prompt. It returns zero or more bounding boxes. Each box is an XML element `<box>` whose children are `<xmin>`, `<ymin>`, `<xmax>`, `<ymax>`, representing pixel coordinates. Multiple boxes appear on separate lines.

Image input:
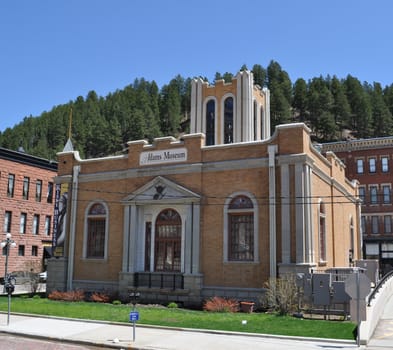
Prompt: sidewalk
<box><xmin>0</xmin><ymin>313</ymin><xmax>357</xmax><ymax>350</ymax></box>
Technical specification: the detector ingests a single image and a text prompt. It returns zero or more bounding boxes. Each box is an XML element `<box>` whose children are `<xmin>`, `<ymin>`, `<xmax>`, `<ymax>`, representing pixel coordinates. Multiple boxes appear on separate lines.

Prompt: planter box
<box><xmin>240</xmin><ymin>301</ymin><xmax>255</xmax><ymax>313</ymax></box>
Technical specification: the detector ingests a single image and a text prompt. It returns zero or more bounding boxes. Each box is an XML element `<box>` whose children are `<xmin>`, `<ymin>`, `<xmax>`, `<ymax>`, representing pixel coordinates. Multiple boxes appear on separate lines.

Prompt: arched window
<box><xmin>227</xmin><ymin>195</ymin><xmax>254</xmax><ymax>261</ymax></box>
<box><xmin>206</xmin><ymin>99</ymin><xmax>215</xmax><ymax>146</ymax></box>
<box><xmin>260</xmin><ymin>106</ymin><xmax>265</xmax><ymax>138</ymax></box>
<box><xmin>319</xmin><ymin>202</ymin><xmax>326</xmax><ymax>262</ymax></box>
<box><xmin>253</xmin><ymin>100</ymin><xmax>258</xmax><ymax>140</ymax></box>
<box><xmin>224</xmin><ymin>97</ymin><xmax>233</xmax><ymax>144</ymax></box>
<box><xmin>85</xmin><ymin>202</ymin><xmax>107</xmax><ymax>259</ymax></box>
<box><xmin>155</xmin><ymin>209</ymin><xmax>181</xmax><ymax>271</ymax></box>
<box><xmin>349</xmin><ymin>216</ymin><xmax>354</xmax><ymax>264</ymax></box>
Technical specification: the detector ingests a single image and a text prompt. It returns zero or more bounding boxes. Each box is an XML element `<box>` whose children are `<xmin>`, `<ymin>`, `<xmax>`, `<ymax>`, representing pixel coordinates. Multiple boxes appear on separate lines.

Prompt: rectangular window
<box><xmin>356</xmin><ymin>159</ymin><xmax>364</xmax><ymax>174</ymax></box>
<box><xmin>383</xmin><ymin>185</ymin><xmax>391</xmax><ymax>204</ymax></box>
<box><xmin>359</xmin><ymin>187</ymin><xmax>366</xmax><ymax>203</ymax></box>
<box><xmin>20</xmin><ymin>213</ymin><xmax>27</xmax><ymax>234</ymax></box>
<box><xmin>47</xmin><ymin>182</ymin><xmax>54</xmax><ymax>203</ymax></box>
<box><xmin>365</xmin><ymin>243</ymin><xmax>379</xmax><ymax>257</ymax></box>
<box><xmin>32</xmin><ymin>245</ymin><xmax>38</xmax><ymax>256</ymax></box>
<box><xmin>33</xmin><ymin>214</ymin><xmax>40</xmax><ymax>235</ymax></box>
<box><xmin>384</xmin><ymin>215</ymin><xmax>392</xmax><ymax>233</ymax></box>
<box><xmin>144</xmin><ymin>222</ymin><xmax>152</xmax><ymax>271</ymax></box>
<box><xmin>18</xmin><ymin>245</ymin><xmax>25</xmax><ymax>256</ymax></box>
<box><xmin>23</xmin><ymin>177</ymin><xmax>30</xmax><ymax>199</ymax></box>
<box><xmin>4</xmin><ymin>211</ymin><xmax>12</xmax><ymax>233</ymax></box>
<box><xmin>7</xmin><ymin>174</ymin><xmax>15</xmax><ymax>197</ymax></box>
<box><xmin>229</xmin><ymin>214</ymin><xmax>254</xmax><ymax>261</ymax></box>
<box><xmin>382</xmin><ymin>156</ymin><xmax>389</xmax><ymax>172</ymax></box>
<box><xmin>382</xmin><ymin>243</ymin><xmax>393</xmax><ymax>258</ymax></box>
<box><xmin>370</xmin><ymin>185</ymin><xmax>378</xmax><ymax>204</ymax></box>
<box><xmin>44</xmin><ymin>216</ymin><xmax>51</xmax><ymax>236</ymax></box>
<box><xmin>369</xmin><ymin>157</ymin><xmax>376</xmax><ymax>173</ymax></box>
<box><xmin>2</xmin><ymin>247</ymin><xmax>6</xmax><ymax>256</ymax></box>
<box><xmin>361</xmin><ymin>216</ymin><xmax>367</xmax><ymax>234</ymax></box>
<box><xmin>36</xmin><ymin>180</ymin><xmax>42</xmax><ymax>202</ymax></box>
<box><xmin>371</xmin><ymin>216</ymin><xmax>379</xmax><ymax>234</ymax></box>
<box><xmin>87</xmin><ymin>219</ymin><xmax>106</xmax><ymax>258</ymax></box>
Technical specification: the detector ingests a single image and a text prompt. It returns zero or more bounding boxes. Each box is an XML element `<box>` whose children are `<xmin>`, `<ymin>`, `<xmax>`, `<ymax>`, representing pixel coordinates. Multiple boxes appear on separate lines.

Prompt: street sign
<box><xmin>345</xmin><ymin>273</ymin><xmax>371</xmax><ymax>299</ymax></box>
<box><xmin>129</xmin><ymin>311</ymin><xmax>139</xmax><ymax>322</ymax></box>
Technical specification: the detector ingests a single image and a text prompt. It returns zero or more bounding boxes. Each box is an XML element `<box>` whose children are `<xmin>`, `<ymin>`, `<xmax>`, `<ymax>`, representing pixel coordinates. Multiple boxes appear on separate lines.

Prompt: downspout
<box><xmin>268</xmin><ymin>145</ymin><xmax>278</xmax><ymax>278</ymax></box>
<box><xmin>67</xmin><ymin>165</ymin><xmax>80</xmax><ymax>290</ymax></box>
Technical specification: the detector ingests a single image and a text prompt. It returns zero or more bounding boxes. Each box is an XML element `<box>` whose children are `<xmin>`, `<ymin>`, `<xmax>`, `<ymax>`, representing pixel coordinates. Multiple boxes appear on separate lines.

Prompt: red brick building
<box><xmin>0</xmin><ymin>147</ymin><xmax>57</xmax><ymax>274</ymax></box>
<box><xmin>321</xmin><ymin>138</ymin><xmax>393</xmax><ymax>275</ymax></box>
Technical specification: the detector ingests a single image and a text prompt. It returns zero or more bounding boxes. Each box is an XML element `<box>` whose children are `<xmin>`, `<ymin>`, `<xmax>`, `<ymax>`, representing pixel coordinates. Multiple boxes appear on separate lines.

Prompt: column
<box><xmin>281</xmin><ymin>164</ymin><xmax>291</xmax><ymax>263</ymax></box>
<box><xmin>268</xmin><ymin>145</ymin><xmax>278</xmax><ymax>278</ymax></box>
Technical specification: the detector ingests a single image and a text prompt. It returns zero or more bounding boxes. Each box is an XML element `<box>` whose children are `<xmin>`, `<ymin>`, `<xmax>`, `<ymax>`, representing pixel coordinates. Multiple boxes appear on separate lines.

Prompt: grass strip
<box><xmin>0</xmin><ymin>296</ymin><xmax>356</xmax><ymax>340</ymax></box>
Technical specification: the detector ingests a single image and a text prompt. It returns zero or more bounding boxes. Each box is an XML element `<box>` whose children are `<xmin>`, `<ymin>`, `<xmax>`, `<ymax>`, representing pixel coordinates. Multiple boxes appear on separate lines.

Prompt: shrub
<box><xmin>203</xmin><ymin>296</ymin><xmax>239</xmax><ymax>313</ymax></box>
<box><xmin>167</xmin><ymin>302</ymin><xmax>178</xmax><ymax>308</ymax></box>
<box><xmin>48</xmin><ymin>290</ymin><xmax>85</xmax><ymax>302</ymax></box>
<box><xmin>112</xmin><ymin>300</ymin><xmax>122</xmax><ymax>305</ymax></box>
<box><xmin>261</xmin><ymin>275</ymin><xmax>299</xmax><ymax>315</ymax></box>
<box><xmin>90</xmin><ymin>292</ymin><xmax>110</xmax><ymax>303</ymax></box>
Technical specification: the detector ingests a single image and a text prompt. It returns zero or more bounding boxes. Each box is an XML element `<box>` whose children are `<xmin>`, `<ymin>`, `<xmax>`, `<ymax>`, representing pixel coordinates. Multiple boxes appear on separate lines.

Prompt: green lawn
<box><xmin>0</xmin><ymin>296</ymin><xmax>356</xmax><ymax>340</ymax></box>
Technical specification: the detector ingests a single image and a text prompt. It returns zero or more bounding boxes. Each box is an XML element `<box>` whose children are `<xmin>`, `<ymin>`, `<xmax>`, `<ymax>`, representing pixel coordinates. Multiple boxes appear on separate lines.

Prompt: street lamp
<box><xmin>1</xmin><ymin>233</ymin><xmax>17</xmax><ymax>325</ymax></box>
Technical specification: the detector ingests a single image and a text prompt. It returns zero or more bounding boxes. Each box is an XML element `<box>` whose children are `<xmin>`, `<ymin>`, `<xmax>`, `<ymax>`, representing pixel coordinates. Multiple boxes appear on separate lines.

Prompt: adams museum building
<box><xmin>47</xmin><ymin>71</ymin><xmax>362</xmax><ymax>305</ymax></box>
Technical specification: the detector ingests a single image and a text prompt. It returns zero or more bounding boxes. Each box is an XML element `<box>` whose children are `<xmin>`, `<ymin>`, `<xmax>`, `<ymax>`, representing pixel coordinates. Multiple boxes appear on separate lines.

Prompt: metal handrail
<box><xmin>367</xmin><ymin>270</ymin><xmax>393</xmax><ymax>306</ymax></box>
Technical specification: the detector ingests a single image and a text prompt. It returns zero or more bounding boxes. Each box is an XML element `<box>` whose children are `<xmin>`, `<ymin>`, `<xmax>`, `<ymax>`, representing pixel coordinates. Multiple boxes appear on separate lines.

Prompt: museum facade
<box><xmin>48</xmin><ymin>71</ymin><xmax>361</xmax><ymax>305</ymax></box>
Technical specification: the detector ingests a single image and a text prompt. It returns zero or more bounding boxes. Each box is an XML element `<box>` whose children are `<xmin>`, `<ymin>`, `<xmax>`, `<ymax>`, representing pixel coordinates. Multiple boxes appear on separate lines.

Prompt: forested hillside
<box><xmin>1</xmin><ymin>60</ymin><xmax>393</xmax><ymax>160</ymax></box>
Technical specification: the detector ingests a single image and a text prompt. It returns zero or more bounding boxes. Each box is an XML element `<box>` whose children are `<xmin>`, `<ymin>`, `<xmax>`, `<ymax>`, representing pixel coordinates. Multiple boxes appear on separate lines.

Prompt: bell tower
<box><xmin>190</xmin><ymin>70</ymin><xmax>270</xmax><ymax>146</ymax></box>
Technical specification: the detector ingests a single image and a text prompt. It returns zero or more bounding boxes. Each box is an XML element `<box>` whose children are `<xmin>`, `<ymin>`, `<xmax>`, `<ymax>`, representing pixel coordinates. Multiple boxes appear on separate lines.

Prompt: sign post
<box><xmin>129</xmin><ymin>290</ymin><xmax>140</xmax><ymax>342</ymax></box>
<box><xmin>129</xmin><ymin>311</ymin><xmax>139</xmax><ymax>341</ymax></box>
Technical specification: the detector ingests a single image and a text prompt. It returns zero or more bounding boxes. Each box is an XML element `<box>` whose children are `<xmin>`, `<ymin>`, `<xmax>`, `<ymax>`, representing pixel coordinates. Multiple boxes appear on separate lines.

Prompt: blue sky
<box><xmin>1</xmin><ymin>0</ymin><xmax>392</xmax><ymax>132</ymax></box>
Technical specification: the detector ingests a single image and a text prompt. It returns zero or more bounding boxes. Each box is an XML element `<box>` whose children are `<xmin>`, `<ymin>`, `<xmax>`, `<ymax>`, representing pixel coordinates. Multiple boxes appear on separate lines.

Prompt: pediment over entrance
<box><xmin>123</xmin><ymin>176</ymin><xmax>200</xmax><ymax>204</ymax></box>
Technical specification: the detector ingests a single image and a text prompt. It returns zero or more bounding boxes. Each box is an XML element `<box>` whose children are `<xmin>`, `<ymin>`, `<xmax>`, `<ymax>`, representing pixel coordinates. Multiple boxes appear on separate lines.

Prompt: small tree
<box><xmin>261</xmin><ymin>275</ymin><xmax>299</xmax><ymax>315</ymax></box>
<box><xmin>22</xmin><ymin>261</ymin><xmax>42</xmax><ymax>294</ymax></box>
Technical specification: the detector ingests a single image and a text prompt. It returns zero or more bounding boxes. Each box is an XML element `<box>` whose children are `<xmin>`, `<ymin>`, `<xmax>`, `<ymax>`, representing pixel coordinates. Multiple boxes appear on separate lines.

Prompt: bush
<box><xmin>203</xmin><ymin>296</ymin><xmax>239</xmax><ymax>313</ymax></box>
<box><xmin>261</xmin><ymin>275</ymin><xmax>299</xmax><ymax>315</ymax></box>
<box><xmin>167</xmin><ymin>302</ymin><xmax>178</xmax><ymax>308</ymax></box>
<box><xmin>112</xmin><ymin>300</ymin><xmax>122</xmax><ymax>305</ymax></box>
<box><xmin>48</xmin><ymin>290</ymin><xmax>85</xmax><ymax>302</ymax></box>
<box><xmin>90</xmin><ymin>292</ymin><xmax>110</xmax><ymax>303</ymax></box>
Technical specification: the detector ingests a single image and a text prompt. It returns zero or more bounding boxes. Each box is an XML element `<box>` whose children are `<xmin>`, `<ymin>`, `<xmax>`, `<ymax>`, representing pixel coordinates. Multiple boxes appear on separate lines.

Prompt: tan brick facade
<box><xmin>50</xmin><ymin>125</ymin><xmax>360</xmax><ymax>305</ymax></box>
<box><xmin>48</xmin><ymin>72</ymin><xmax>360</xmax><ymax>306</ymax></box>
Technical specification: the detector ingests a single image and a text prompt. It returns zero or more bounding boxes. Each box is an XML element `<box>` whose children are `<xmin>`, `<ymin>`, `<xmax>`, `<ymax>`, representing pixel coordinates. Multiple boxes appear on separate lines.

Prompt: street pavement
<box><xmin>0</xmin><ymin>292</ymin><xmax>392</xmax><ymax>349</ymax></box>
<box><xmin>0</xmin><ymin>312</ymin><xmax>358</xmax><ymax>350</ymax></box>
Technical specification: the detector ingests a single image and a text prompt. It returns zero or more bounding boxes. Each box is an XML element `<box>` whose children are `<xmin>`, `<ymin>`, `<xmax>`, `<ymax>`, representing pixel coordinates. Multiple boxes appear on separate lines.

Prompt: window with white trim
<box><xmin>370</xmin><ymin>185</ymin><xmax>378</xmax><ymax>204</ymax></box>
<box><xmin>371</xmin><ymin>216</ymin><xmax>379</xmax><ymax>234</ymax></box>
<box><xmin>361</xmin><ymin>216</ymin><xmax>366</xmax><ymax>234</ymax></box>
<box><xmin>85</xmin><ymin>202</ymin><xmax>108</xmax><ymax>259</ymax></box>
<box><xmin>319</xmin><ymin>202</ymin><xmax>327</xmax><ymax>262</ymax></box>
<box><xmin>383</xmin><ymin>185</ymin><xmax>391</xmax><ymax>204</ymax></box>
<box><xmin>384</xmin><ymin>215</ymin><xmax>392</xmax><ymax>234</ymax></box>
<box><xmin>225</xmin><ymin>194</ymin><xmax>257</xmax><ymax>262</ymax></box>
<box><xmin>223</xmin><ymin>97</ymin><xmax>233</xmax><ymax>144</ymax></box>
<box><xmin>382</xmin><ymin>156</ymin><xmax>389</xmax><ymax>172</ymax></box>
<box><xmin>356</xmin><ymin>159</ymin><xmax>364</xmax><ymax>174</ymax></box>
<box><xmin>369</xmin><ymin>157</ymin><xmax>376</xmax><ymax>173</ymax></box>
<box><xmin>205</xmin><ymin>99</ymin><xmax>215</xmax><ymax>146</ymax></box>
<box><xmin>358</xmin><ymin>187</ymin><xmax>366</xmax><ymax>203</ymax></box>
<box><xmin>154</xmin><ymin>209</ymin><xmax>181</xmax><ymax>271</ymax></box>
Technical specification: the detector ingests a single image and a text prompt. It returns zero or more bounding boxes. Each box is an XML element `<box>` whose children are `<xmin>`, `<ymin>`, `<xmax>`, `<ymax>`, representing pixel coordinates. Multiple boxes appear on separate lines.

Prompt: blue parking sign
<box><xmin>129</xmin><ymin>311</ymin><xmax>139</xmax><ymax>322</ymax></box>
